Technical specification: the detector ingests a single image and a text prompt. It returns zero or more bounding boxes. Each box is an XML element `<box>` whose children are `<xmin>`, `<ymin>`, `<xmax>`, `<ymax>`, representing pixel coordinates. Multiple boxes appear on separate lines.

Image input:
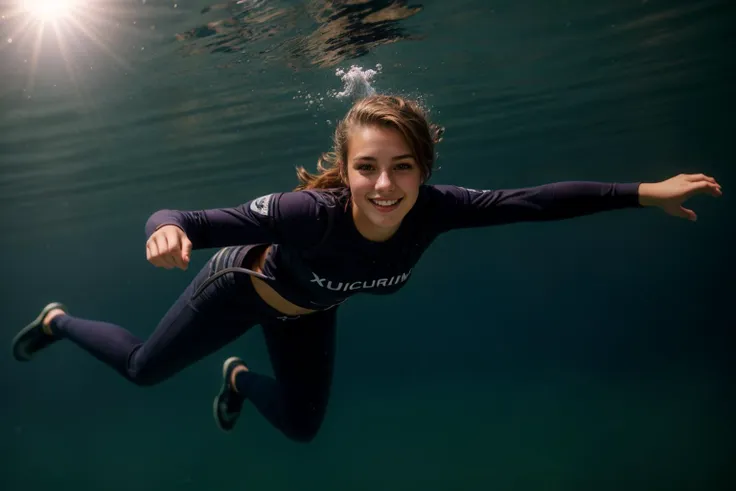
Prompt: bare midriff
<box><xmin>248</xmin><ymin>245</ymin><xmax>319</xmax><ymax>316</ymax></box>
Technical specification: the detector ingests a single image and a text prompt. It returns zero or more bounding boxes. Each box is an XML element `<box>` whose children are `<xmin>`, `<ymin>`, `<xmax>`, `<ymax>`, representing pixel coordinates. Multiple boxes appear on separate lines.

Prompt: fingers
<box><xmin>146</xmin><ymin>238</ymin><xmax>169</xmax><ymax>269</ymax></box>
<box><xmin>146</xmin><ymin>228</ymin><xmax>190</xmax><ymax>270</ymax></box>
<box><xmin>686</xmin><ymin>180</ymin><xmax>723</xmax><ymax>199</ymax></box>
<box><xmin>684</xmin><ymin>173</ymin><xmax>718</xmax><ymax>185</ymax></box>
<box><xmin>680</xmin><ymin>174</ymin><xmax>722</xmax><ymax>198</ymax></box>
<box><xmin>157</xmin><ymin>231</ymin><xmax>179</xmax><ymax>269</ymax></box>
<box><xmin>167</xmin><ymin>229</ymin><xmax>190</xmax><ymax>270</ymax></box>
<box><xmin>182</xmin><ymin>238</ymin><xmax>193</xmax><ymax>268</ymax></box>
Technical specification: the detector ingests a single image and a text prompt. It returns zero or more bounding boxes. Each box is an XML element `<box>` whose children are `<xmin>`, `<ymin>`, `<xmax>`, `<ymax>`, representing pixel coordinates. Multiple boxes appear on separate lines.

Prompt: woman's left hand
<box><xmin>639</xmin><ymin>173</ymin><xmax>722</xmax><ymax>222</ymax></box>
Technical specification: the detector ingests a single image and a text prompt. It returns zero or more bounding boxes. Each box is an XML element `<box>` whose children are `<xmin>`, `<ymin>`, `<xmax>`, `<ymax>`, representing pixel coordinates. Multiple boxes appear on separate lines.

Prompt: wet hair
<box><xmin>294</xmin><ymin>94</ymin><xmax>444</xmax><ymax>191</ymax></box>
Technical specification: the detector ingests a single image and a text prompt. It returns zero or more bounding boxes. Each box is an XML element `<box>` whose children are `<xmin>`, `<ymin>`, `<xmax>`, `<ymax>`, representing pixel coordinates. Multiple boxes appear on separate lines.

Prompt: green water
<box><xmin>1</xmin><ymin>0</ymin><xmax>733</xmax><ymax>490</ymax></box>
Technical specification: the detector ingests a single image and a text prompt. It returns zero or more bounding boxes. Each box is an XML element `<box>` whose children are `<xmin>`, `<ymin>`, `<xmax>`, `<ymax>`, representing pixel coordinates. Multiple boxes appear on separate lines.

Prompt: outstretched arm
<box><xmin>429</xmin><ymin>173</ymin><xmax>722</xmax><ymax>231</ymax></box>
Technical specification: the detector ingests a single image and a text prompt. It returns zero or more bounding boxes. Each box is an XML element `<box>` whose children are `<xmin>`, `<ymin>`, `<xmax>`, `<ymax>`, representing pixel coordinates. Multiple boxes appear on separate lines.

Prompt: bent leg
<box><xmin>50</xmin><ymin>254</ymin><xmax>257</xmax><ymax>386</ymax></box>
<box><xmin>234</xmin><ymin>308</ymin><xmax>337</xmax><ymax>443</ymax></box>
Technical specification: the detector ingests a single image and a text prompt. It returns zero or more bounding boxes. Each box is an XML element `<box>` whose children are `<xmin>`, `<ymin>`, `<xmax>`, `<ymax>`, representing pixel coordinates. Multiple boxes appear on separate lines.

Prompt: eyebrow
<box><xmin>353</xmin><ymin>154</ymin><xmax>415</xmax><ymax>162</ymax></box>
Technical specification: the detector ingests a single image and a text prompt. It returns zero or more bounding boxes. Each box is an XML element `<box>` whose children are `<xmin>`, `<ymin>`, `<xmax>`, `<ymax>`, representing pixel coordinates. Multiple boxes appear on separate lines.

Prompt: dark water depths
<box><xmin>1</xmin><ymin>0</ymin><xmax>734</xmax><ymax>490</ymax></box>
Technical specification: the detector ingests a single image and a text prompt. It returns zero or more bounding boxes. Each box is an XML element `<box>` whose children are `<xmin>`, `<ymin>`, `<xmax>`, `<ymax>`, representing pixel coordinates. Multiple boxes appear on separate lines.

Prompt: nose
<box><xmin>375</xmin><ymin>170</ymin><xmax>394</xmax><ymax>192</ymax></box>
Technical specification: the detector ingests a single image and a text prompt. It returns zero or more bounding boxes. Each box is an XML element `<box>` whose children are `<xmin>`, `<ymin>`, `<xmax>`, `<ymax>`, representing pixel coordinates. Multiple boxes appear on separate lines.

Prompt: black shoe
<box><xmin>213</xmin><ymin>356</ymin><xmax>247</xmax><ymax>432</ymax></box>
<box><xmin>11</xmin><ymin>302</ymin><xmax>68</xmax><ymax>362</ymax></box>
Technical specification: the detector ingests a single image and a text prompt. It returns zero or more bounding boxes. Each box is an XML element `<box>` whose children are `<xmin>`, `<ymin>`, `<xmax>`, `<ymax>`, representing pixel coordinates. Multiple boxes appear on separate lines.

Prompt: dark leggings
<box><xmin>49</xmin><ymin>245</ymin><xmax>337</xmax><ymax>443</ymax></box>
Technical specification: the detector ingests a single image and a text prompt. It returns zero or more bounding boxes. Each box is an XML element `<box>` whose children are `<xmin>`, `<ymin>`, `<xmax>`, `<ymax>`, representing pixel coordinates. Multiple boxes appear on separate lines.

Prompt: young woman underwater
<box><xmin>12</xmin><ymin>95</ymin><xmax>723</xmax><ymax>443</ymax></box>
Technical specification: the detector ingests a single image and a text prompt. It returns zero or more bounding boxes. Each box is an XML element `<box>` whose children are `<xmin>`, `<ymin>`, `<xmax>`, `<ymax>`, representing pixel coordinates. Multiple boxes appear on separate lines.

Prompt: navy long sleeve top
<box><xmin>145</xmin><ymin>182</ymin><xmax>642</xmax><ymax>309</ymax></box>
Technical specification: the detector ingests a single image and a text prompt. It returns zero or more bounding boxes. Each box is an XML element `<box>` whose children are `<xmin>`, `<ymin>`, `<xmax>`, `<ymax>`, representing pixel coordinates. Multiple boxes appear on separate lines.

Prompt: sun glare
<box><xmin>4</xmin><ymin>0</ymin><xmax>135</xmax><ymax>96</ymax></box>
<box><xmin>23</xmin><ymin>0</ymin><xmax>77</xmax><ymax>22</ymax></box>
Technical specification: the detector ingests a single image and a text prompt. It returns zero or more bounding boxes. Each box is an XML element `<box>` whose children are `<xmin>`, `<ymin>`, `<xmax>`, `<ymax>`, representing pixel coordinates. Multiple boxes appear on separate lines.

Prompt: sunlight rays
<box><xmin>2</xmin><ymin>0</ymin><xmax>135</xmax><ymax>95</ymax></box>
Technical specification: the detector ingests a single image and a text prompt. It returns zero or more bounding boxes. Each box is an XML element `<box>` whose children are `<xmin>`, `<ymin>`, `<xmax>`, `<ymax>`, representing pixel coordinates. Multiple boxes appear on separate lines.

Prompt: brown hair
<box><xmin>294</xmin><ymin>95</ymin><xmax>444</xmax><ymax>191</ymax></box>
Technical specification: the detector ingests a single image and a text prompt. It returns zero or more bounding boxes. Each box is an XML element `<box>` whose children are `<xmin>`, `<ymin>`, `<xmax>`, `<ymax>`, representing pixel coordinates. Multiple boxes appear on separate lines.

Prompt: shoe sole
<box><xmin>11</xmin><ymin>302</ymin><xmax>67</xmax><ymax>362</ymax></box>
<box><xmin>212</xmin><ymin>356</ymin><xmax>244</xmax><ymax>432</ymax></box>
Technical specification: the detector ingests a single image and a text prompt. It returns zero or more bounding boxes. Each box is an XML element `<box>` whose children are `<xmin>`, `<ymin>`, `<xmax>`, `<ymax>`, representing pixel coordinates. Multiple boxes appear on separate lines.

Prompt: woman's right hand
<box><xmin>146</xmin><ymin>225</ymin><xmax>193</xmax><ymax>270</ymax></box>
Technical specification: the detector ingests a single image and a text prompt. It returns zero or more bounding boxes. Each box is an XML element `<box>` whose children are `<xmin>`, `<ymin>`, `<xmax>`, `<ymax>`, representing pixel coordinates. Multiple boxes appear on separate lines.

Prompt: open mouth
<box><xmin>369</xmin><ymin>197</ymin><xmax>403</xmax><ymax>212</ymax></box>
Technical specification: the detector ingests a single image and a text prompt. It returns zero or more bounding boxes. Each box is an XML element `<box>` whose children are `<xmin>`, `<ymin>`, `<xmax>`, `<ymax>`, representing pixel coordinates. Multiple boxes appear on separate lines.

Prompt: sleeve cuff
<box><xmin>617</xmin><ymin>182</ymin><xmax>643</xmax><ymax>207</ymax></box>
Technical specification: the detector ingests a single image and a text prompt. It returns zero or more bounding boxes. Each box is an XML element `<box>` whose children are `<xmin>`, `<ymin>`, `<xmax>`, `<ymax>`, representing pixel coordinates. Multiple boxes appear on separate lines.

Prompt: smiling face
<box><xmin>345</xmin><ymin>125</ymin><xmax>423</xmax><ymax>242</ymax></box>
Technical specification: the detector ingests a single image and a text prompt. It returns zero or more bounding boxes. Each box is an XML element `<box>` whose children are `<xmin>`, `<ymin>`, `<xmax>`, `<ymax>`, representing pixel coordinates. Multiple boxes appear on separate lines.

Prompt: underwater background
<box><xmin>1</xmin><ymin>0</ymin><xmax>733</xmax><ymax>490</ymax></box>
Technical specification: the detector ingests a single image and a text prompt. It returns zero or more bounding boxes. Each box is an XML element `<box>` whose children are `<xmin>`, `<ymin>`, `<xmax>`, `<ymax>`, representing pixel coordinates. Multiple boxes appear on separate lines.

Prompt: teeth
<box><xmin>371</xmin><ymin>199</ymin><xmax>398</xmax><ymax>206</ymax></box>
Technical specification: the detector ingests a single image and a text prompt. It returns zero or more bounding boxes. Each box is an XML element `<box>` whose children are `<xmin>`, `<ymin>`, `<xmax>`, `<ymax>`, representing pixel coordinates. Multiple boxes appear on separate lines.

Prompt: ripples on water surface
<box><xmin>1</xmin><ymin>1</ymin><xmax>731</xmax><ymax>233</ymax></box>
<box><xmin>1</xmin><ymin>1</ymin><xmax>435</xmax><ymax>233</ymax></box>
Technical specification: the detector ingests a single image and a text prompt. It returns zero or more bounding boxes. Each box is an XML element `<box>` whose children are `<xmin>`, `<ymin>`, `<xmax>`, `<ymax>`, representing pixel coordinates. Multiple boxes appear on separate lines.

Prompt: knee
<box><xmin>126</xmin><ymin>352</ymin><xmax>167</xmax><ymax>387</ymax></box>
<box><xmin>282</xmin><ymin>406</ymin><xmax>326</xmax><ymax>443</ymax></box>
<box><xmin>127</xmin><ymin>367</ymin><xmax>164</xmax><ymax>387</ymax></box>
<box><xmin>284</xmin><ymin>423</ymin><xmax>322</xmax><ymax>443</ymax></box>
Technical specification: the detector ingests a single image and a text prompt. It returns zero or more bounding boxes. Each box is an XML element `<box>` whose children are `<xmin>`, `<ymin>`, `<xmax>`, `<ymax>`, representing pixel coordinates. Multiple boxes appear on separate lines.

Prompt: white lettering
<box><xmin>310</xmin><ymin>272</ymin><xmax>325</xmax><ymax>287</ymax></box>
<box><xmin>309</xmin><ymin>269</ymin><xmax>413</xmax><ymax>293</ymax></box>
